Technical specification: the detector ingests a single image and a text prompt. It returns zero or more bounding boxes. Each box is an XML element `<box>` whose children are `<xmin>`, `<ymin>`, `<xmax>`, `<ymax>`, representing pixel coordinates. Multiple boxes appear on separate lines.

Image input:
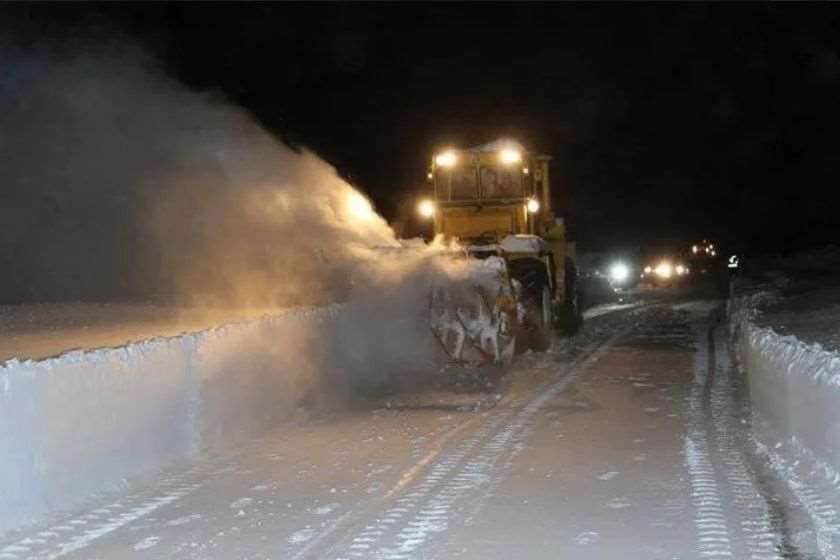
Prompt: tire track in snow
<box><xmin>685</xmin><ymin>435</ymin><xmax>734</xmax><ymax>559</ymax></box>
<box><xmin>710</xmin><ymin>326</ymin><xmax>783</xmax><ymax>560</ymax></box>
<box><xmin>686</xmin><ymin>320</ymin><xmax>786</xmax><ymax>560</ymax></box>
<box><xmin>0</xmin><ymin>479</ymin><xmax>199</xmax><ymax>560</ymax></box>
<box><xmin>0</xmin><ymin>440</ymin><xmax>270</xmax><ymax>560</ymax></box>
<box><xmin>760</xmin><ymin>441</ymin><xmax>840</xmax><ymax>560</ymax></box>
<box><xmin>325</xmin><ymin>333</ymin><xmax>623</xmax><ymax>560</ymax></box>
<box><xmin>685</xmin><ymin>323</ymin><xmax>734</xmax><ymax>559</ymax></box>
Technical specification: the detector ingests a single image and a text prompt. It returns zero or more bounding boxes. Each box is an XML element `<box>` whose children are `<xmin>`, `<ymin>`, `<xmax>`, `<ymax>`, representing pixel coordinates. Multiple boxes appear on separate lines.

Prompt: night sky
<box><xmin>6</xmin><ymin>3</ymin><xmax>840</xmax><ymax>254</ymax></box>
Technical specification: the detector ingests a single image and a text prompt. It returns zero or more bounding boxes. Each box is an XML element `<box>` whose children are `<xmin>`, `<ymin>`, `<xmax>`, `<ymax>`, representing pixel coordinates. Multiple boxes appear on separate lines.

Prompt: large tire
<box><xmin>528</xmin><ymin>283</ymin><xmax>554</xmax><ymax>351</ymax></box>
<box><xmin>508</xmin><ymin>259</ymin><xmax>554</xmax><ymax>351</ymax></box>
<box><xmin>557</xmin><ymin>297</ymin><xmax>582</xmax><ymax>335</ymax></box>
<box><xmin>558</xmin><ymin>256</ymin><xmax>583</xmax><ymax>335</ymax></box>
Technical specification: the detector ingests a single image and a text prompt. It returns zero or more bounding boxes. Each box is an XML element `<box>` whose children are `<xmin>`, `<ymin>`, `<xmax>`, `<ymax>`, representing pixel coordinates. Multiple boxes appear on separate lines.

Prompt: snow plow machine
<box><xmin>418</xmin><ymin>140</ymin><xmax>581</xmax><ymax>381</ymax></box>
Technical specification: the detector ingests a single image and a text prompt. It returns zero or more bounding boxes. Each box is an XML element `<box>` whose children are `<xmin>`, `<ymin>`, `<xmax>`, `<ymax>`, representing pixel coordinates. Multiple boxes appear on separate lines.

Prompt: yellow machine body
<box><xmin>428</xmin><ymin>142</ymin><xmax>575</xmax><ymax>302</ymax></box>
<box><xmin>423</xmin><ymin>141</ymin><xmax>582</xmax><ymax>369</ymax></box>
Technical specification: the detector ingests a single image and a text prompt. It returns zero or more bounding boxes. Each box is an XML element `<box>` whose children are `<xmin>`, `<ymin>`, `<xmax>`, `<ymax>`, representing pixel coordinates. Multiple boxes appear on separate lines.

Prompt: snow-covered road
<box><xmin>0</xmin><ymin>299</ymin><xmax>828</xmax><ymax>559</ymax></box>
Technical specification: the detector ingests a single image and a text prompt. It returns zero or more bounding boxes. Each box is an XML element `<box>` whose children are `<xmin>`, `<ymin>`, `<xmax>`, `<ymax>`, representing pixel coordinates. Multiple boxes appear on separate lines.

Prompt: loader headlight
<box><xmin>348</xmin><ymin>193</ymin><xmax>374</xmax><ymax>221</ymax></box>
<box><xmin>500</xmin><ymin>148</ymin><xmax>522</xmax><ymax>165</ymax></box>
<box><xmin>526</xmin><ymin>198</ymin><xmax>540</xmax><ymax>213</ymax></box>
<box><xmin>417</xmin><ymin>199</ymin><xmax>435</xmax><ymax>219</ymax></box>
<box><xmin>609</xmin><ymin>262</ymin><xmax>630</xmax><ymax>284</ymax></box>
<box><xmin>435</xmin><ymin>151</ymin><xmax>457</xmax><ymax>167</ymax></box>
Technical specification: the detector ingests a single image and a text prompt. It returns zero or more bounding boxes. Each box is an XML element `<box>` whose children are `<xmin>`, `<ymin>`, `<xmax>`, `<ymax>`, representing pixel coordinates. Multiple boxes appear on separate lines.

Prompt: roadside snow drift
<box><xmin>0</xmin><ymin>307</ymin><xmax>327</xmax><ymax>534</ymax></box>
<box><xmin>733</xmin><ymin>293</ymin><xmax>840</xmax><ymax>469</ymax></box>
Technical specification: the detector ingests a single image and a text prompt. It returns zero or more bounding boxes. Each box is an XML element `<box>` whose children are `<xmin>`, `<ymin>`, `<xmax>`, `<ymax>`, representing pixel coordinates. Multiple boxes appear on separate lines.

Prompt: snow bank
<box><xmin>732</xmin><ymin>294</ymin><xmax>840</xmax><ymax>469</ymax></box>
<box><xmin>0</xmin><ymin>305</ymin><xmax>357</xmax><ymax>535</ymax></box>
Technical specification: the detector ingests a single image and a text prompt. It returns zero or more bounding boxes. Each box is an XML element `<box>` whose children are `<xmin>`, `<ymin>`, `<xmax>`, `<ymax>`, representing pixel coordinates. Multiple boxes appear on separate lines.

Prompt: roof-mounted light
<box><xmin>435</xmin><ymin>151</ymin><xmax>457</xmax><ymax>167</ymax></box>
<box><xmin>500</xmin><ymin>148</ymin><xmax>521</xmax><ymax>165</ymax></box>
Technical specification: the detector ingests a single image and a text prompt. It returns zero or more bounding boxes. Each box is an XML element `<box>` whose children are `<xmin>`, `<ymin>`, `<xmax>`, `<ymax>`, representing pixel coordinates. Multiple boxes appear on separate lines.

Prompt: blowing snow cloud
<box><xmin>0</xmin><ymin>43</ymin><xmax>397</xmax><ymax>306</ymax></box>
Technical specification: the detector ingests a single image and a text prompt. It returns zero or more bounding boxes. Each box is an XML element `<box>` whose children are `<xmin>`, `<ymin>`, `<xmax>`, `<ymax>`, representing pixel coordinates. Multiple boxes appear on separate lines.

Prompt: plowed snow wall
<box><xmin>0</xmin><ymin>305</ymin><xmax>351</xmax><ymax>535</ymax></box>
<box><xmin>734</xmin><ymin>307</ymin><xmax>840</xmax><ymax>470</ymax></box>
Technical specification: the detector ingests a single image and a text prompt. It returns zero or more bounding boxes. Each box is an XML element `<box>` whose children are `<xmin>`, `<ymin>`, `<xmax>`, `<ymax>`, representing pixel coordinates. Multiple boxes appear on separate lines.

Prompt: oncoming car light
<box><xmin>417</xmin><ymin>198</ymin><xmax>435</xmax><ymax>219</ymax></box>
<box><xmin>654</xmin><ymin>261</ymin><xmax>673</xmax><ymax>279</ymax></box>
<box><xmin>609</xmin><ymin>262</ymin><xmax>630</xmax><ymax>284</ymax></box>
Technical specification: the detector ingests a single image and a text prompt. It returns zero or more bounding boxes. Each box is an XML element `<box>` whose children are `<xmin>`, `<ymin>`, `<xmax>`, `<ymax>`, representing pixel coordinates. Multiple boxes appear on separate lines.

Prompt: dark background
<box><xmin>5</xmin><ymin>3</ymin><xmax>840</xmax><ymax>258</ymax></box>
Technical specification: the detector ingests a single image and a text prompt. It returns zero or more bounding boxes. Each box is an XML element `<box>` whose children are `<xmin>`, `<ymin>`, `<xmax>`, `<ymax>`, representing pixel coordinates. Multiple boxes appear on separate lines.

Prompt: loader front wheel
<box><xmin>526</xmin><ymin>283</ymin><xmax>553</xmax><ymax>351</ymax></box>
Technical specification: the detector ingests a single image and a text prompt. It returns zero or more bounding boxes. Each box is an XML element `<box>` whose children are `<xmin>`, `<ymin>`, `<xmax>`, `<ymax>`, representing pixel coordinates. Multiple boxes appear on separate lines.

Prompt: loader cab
<box><xmin>432</xmin><ymin>159</ymin><xmax>525</xmax><ymax>202</ymax></box>
<box><xmin>423</xmin><ymin>141</ymin><xmax>552</xmax><ymax>244</ymax></box>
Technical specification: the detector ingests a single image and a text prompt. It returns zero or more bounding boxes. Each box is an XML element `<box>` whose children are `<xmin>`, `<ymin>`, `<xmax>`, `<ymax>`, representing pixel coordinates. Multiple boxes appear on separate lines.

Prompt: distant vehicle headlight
<box><xmin>609</xmin><ymin>262</ymin><xmax>630</xmax><ymax>284</ymax></box>
<box><xmin>643</xmin><ymin>266</ymin><xmax>652</xmax><ymax>274</ymax></box>
<box><xmin>655</xmin><ymin>261</ymin><xmax>673</xmax><ymax>279</ymax></box>
<box><xmin>676</xmin><ymin>264</ymin><xmax>687</xmax><ymax>275</ymax></box>
<box><xmin>417</xmin><ymin>199</ymin><xmax>435</xmax><ymax>219</ymax></box>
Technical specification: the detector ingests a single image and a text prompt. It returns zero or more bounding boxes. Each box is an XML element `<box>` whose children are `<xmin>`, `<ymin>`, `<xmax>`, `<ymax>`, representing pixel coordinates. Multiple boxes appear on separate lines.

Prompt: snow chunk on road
<box><xmin>574</xmin><ymin>531</ymin><xmax>600</xmax><ymax>545</ymax></box>
<box><xmin>167</xmin><ymin>514</ymin><xmax>201</xmax><ymax>527</ymax></box>
<box><xmin>288</xmin><ymin>528</ymin><xmax>315</xmax><ymax>544</ymax></box>
<box><xmin>596</xmin><ymin>471</ymin><xmax>619</xmax><ymax>481</ymax></box>
<box><xmin>313</xmin><ymin>503</ymin><xmax>341</xmax><ymax>515</ymax></box>
<box><xmin>133</xmin><ymin>536</ymin><xmax>160</xmax><ymax>551</ymax></box>
<box><xmin>229</xmin><ymin>497</ymin><xmax>254</xmax><ymax>509</ymax></box>
<box><xmin>606</xmin><ymin>497</ymin><xmax>632</xmax><ymax>509</ymax></box>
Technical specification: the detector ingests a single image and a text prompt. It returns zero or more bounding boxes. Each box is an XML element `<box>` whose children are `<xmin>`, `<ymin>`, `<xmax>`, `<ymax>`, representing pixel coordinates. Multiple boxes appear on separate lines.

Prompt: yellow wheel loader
<box><xmin>418</xmin><ymin>140</ymin><xmax>581</xmax><ymax>376</ymax></box>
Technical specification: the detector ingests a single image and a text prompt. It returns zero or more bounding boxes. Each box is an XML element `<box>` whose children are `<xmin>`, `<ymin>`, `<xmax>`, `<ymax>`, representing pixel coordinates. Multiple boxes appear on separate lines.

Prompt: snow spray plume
<box><xmin>0</xmin><ymin>42</ymin><xmax>466</xmax><ymax>394</ymax></box>
<box><xmin>0</xmin><ymin>45</ymin><xmax>396</xmax><ymax>306</ymax></box>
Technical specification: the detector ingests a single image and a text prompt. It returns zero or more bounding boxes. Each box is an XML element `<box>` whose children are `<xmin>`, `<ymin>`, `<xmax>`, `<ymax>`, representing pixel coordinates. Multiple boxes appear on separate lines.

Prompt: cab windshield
<box><xmin>435</xmin><ymin>167</ymin><xmax>478</xmax><ymax>200</ymax></box>
<box><xmin>480</xmin><ymin>166</ymin><xmax>523</xmax><ymax>198</ymax></box>
<box><xmin>435</xmin><ymin>164</ymin><xmax>524</xmax><ymax>201</ymax></box>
